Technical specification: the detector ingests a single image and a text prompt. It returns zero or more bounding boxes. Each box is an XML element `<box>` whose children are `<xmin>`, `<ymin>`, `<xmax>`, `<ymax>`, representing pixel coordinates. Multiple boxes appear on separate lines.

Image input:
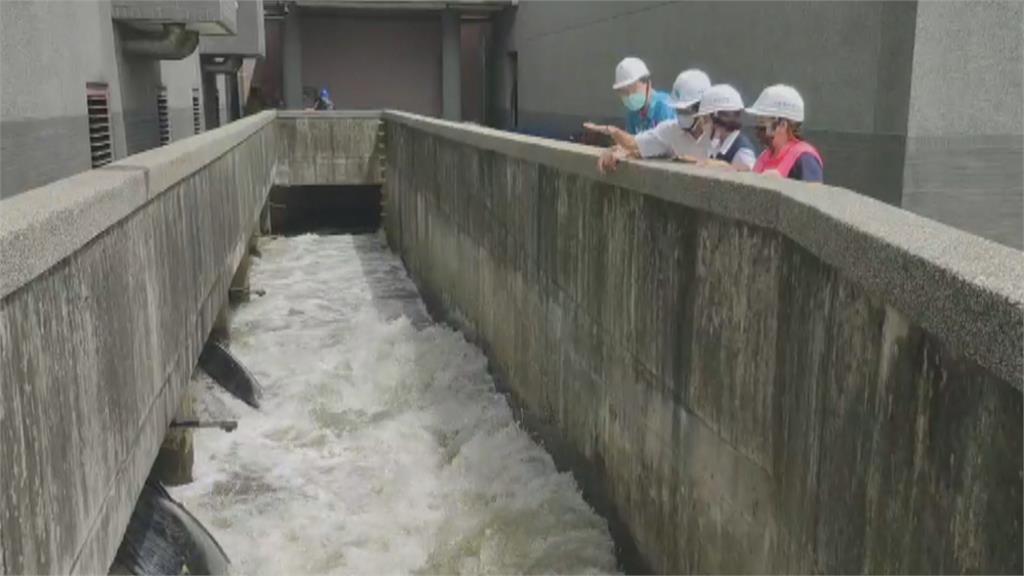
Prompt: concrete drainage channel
<box><xmin>109</xmin><ymin>188</ymin><xmax>625</xmax><ymax>575</ymax></box>
<box><xmin>4</xmin><ymin>111</ymin><xmax>1019</xmax><ymax>574</ymax></box>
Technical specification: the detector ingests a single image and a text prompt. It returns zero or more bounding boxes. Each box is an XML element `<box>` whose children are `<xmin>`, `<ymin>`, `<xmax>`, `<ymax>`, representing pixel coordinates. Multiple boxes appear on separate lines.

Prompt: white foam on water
<box><xmin>170</xmin><ymin>234</ymin><xmax>618</xmax><ymax>575</ymax></box>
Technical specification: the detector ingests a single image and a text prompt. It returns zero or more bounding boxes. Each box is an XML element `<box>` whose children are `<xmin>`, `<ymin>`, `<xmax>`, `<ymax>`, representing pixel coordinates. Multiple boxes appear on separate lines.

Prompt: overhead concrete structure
<box><xmin>111</xmin><ymin>0</ymin><xmax>238</xmax><ymax>35</ymax></box>
<box><xmin>1</xmin><ymin>110</ymin><xmax>1021</xmax><ymax>574</ymax></box>
<box><xmin>0</xmin><ymin>0</ymin><xmax>265</xmax><ymax>200</ymax></box>
<box><xmin>199</xmin><ymin>0</ymin><xmax>266</xmax><ymax>56</ymax></box>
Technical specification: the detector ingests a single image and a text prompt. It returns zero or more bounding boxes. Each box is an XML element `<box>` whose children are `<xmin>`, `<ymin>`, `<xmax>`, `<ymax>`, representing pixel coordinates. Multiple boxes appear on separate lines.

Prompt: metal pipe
<box><xmin>121</xmin><ymin>24</ymin><xmax>200</xmax><ymax>60</ymax></box>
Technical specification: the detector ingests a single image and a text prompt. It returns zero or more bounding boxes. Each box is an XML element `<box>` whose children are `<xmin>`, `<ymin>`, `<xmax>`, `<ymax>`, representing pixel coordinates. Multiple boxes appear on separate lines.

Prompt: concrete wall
<box><xmin>199</xmin><ymin>0</ymin><xmax>266</xmax><ymax>57</ymax></box>
<box><xmin>488</xmin><ymin>0</ymin><xmax>1022</xmax><ymax>248</ymax></box>
<box><xmin>490</xmin><ymin>1</ymin><xmax>916</xmax><ymax>207</ymax></box>
<box><xmin>299</xmin><ymin>11</ymin><xmax>443</xmax><ymax>115</ymax></box>
<box><xmin>382</xmin><ymin>112</ymin><xmax>1023</xmax><ymax>574</ymax></box>
<box><xmin>901</xmin><ymin>1</ymin><xmax>1023</xmax><ymax>249</ymax></box>
<box><xmin>0</xmin><ymin>0</ymin><xmax>127</xmax><ymax>197</ymax></box>
<box><xmin>0</xmin><ymin>111</ymin><xmax>277</xmax><ymax>574</ymax></box>
<box><xmin>161</xmin><ymin>53</ymin><xmax>205</xmax><ymax>140</ymax></box>
<box><xmin>274</xmin><ymin>111</ymin><xmax>384</xmax><ymax>186</ymax></box>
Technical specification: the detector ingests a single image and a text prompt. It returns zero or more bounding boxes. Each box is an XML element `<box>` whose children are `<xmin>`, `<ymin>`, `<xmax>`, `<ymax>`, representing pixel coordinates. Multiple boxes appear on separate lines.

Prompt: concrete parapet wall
<box><xmin>382</xmin><ymin>111</ymin><xmax>1023</xmax><ymax>573</ymax></box>
<box><xmin>274</xmin><ymin>111</ymin><xmax>384</xmax><ymax>187</ymax></box>
<box><xmin>0</xmin><ymin>111</ymin><xmax>277</xmax><ymax>574</ymax></box>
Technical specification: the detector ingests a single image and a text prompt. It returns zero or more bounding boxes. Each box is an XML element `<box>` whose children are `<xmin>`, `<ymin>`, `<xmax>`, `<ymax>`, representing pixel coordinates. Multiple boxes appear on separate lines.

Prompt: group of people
<box><xmin>582</xmin><ymin>57</ymin><xmax>823</xmax><ymax>183</ymax></box>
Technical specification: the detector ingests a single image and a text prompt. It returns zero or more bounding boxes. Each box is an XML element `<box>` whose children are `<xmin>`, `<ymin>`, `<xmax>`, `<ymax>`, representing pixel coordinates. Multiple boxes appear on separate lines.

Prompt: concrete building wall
<box><xmin>160</xmin><ymin>53</ymin><xmax>205</xmax><ymax>141</ymax></box>
<box><xmin>0</xmin><ymin>0</ymin><xmax>127</xmax><ymax>197</ymax></box>
<box><xmin>383</xmin><ymin>112</ymin><xmax>1023</xmax><ymax>574</ymax></box>
<box><xmin>299</xmin><ymin>12</ymin><xmax>442</xmax><ymax>116</ymax></box>
<box><xmin>1</xmin><ymin>0</ymin><xmax>265</xmax><ymax>198</ymax></box>
<box><xmin>112</xmin><ymin>34</ymin><xmax>164</xmax><ymax>156</ymax></box>
<box><xmin>489</xmin><ymin>0</ymin><xmax>1022</xmax><ymax>248</ymax></box>
<box><xmin>490</xmin><ymin>1</ymin><xmax>917</xmax><ymax>207</ymax></box>
<box><xmin>901</xmin><ymin>1</ymin><xmax>1023</xmax><ymax>249</ymax></box>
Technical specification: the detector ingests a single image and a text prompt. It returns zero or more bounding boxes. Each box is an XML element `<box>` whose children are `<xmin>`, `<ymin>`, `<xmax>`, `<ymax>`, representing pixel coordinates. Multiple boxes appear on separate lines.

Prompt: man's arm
<box><xmin>583</xmin><ymin>123</ymin><xmax>641</xmax><ymax>157</ymax></box>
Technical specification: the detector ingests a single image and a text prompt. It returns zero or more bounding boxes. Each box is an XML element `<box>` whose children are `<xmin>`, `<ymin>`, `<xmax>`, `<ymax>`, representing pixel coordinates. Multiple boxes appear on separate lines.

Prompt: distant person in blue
<box><xmin>586</xmin><ymin>57</ymin><xmax>674</xmax><ymax>136</ymax></box>
<box><xmin>312</xmin><ymin>87</ymin><xmax>334</xmax><ymax>111</ymax></box>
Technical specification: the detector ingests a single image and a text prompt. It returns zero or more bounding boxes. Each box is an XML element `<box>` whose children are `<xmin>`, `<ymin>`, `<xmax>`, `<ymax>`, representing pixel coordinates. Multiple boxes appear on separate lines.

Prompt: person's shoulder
<box><xmin>652</xmin><ymin>89</ymin><xmax>672</xmax><ymax>102</ymax></box>
<box><xmin>651</xmin><ymin>91</ymin><xmax>675</xmax><ymax>113</ymax></box>
<box><xmin>795</xmin><ymin>151</ymin><xmax>823</xmax><ymax>182</ymax></box>
<box><xmin>652</xmin><ymin>117</ymin><xmax>678</xmax><ymax>138</ymax></box>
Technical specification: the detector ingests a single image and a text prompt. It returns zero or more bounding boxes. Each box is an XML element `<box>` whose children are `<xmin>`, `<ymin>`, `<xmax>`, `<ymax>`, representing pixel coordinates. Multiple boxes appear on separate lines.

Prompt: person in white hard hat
<box><xmin>587</xmin><ymin>69</ymin><xmax>712</xmax><ymax>174</ymax></box>
<box><xmin>584</xmin><ymin>57</ymin><xmax>675</xmax><ymax>136</ymax></box>
<box><xmin>689</xmin><ymin>84</ymin><xmax>757</xmax><ymax>171</ymax></box>
<box><xmin>746</xmin><ymin>84</ymin><xmax>823</xmax><ymax>182</ymax></box>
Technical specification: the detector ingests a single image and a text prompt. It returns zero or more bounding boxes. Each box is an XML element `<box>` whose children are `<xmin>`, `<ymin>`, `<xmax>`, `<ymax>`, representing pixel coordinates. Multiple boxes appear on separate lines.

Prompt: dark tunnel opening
<box><xmin>267</xmin><ymin>185</ymin><xmax>382</xmax><ymax>235</ymax></box>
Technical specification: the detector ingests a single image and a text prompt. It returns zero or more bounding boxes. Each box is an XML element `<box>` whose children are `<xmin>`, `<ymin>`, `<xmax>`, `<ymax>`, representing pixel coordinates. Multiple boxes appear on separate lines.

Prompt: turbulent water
<box><xmin>170</xmin><ymin>234</ymin><xmax>617</xmax><ymax>575</ymax></box>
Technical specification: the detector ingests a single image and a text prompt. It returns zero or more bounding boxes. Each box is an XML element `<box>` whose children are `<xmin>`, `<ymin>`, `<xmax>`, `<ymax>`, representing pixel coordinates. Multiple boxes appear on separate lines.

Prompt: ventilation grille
<box><xmin>158</xmin><ymin>88</ymin><xmax>170</xmax><ymax>145</ymax></box>
<box><xmin>87</xmin><ymin>83</ymin><xmax>113</xmax><ymax>168</ymax></box>
<box><xmin>192</xmin><ymin>88</ymin><xmax>202</xmax><ymax>135</ymax></box>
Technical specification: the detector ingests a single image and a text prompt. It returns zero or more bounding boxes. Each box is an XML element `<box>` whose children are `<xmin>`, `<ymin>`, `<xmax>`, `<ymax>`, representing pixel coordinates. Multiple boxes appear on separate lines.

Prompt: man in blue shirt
<box><xmin>612</xmin><ymin>57</ymin><xmax>675</xmax><ymax>134</ymax></box>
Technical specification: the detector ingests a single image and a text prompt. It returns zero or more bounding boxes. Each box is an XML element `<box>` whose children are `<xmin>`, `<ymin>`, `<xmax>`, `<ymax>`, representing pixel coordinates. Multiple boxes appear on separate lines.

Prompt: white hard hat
<box><xmin>613</xmin><ymin>57</ymin><xmax>651</xmax><ymax>90</ymax></box>
<box><xmin>746</xmin><ymin>84</ymin><xmax>805</xmax><ymax>122</ymax></box>
<box><xmin>670</xmin><ymin>69</ymin><xmax>711</xmax><ymax>109</ymax></box>
<box><xmin>696</xmin><ymin>84</ymin><xmax>744</xmax><ymax>116</ymax></box>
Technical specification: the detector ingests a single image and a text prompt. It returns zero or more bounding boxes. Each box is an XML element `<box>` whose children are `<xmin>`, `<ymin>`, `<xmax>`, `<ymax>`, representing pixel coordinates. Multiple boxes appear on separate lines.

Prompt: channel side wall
<box><xmin>382</xmin><ymin>111</ymin><xmax>1023</xmax><ymax>574</ymax></box>
<box><xmin>0</xmin><ymin>111</ymin><xmax>277</xmax><ymax>574</ymax></box>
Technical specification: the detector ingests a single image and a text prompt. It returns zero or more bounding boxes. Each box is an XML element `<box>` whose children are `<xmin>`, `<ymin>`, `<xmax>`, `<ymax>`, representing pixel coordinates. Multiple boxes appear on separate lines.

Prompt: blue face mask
<box><xmin>622</xmin><ymin>90</ymin><xmax>647</xmax><ymax>112</ymax></box>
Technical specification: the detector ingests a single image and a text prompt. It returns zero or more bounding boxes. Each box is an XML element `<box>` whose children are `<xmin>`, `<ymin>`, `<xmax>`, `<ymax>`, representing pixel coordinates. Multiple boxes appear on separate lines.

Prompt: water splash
<box><xmin>170</xmin><ymin>234</ymin><xmax>617</xmax><ymax>575</ymax></box>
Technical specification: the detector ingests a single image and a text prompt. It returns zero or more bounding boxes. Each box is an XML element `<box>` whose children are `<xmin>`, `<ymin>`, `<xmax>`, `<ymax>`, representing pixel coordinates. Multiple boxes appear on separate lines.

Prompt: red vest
<box><xmin>753</xmin><ymin>140</ymin><xmax>823</xmax><ymax>177</ymax></box>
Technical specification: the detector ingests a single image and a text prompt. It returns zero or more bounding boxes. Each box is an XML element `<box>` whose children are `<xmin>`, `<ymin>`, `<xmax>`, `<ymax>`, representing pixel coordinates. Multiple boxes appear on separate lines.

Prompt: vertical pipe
<box><xmin>441</xmin><ymin>9</ymin><xmax>462</xmax><ymax>121</ymax></box>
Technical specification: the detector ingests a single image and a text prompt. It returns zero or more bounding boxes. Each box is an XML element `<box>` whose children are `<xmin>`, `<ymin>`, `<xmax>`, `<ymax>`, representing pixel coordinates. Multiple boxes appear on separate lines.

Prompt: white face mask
<box><xmin>677</xmin><ymin>114</ymin><xmax>695</xmax><ymax>129</ymax></box>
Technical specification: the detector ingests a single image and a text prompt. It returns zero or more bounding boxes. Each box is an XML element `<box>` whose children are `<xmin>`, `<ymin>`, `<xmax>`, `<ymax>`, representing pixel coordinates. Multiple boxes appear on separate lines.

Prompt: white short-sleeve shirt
<box><xmin>635</xmin><ymin>118</ymin><xmax>709</xmax><ymax>159</ymax></box>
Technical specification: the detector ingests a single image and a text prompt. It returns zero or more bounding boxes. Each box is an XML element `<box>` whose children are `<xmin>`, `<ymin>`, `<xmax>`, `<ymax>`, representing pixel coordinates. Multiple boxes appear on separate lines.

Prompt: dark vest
<box><xmin>713</xmin><ymin>131</ymin><xmax>755</xmax><ymax>163</ymax></box>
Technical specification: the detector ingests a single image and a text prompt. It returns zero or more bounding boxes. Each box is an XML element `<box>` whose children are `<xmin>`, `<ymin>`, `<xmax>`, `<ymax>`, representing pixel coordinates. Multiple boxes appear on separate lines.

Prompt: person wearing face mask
<box><xmin>587</xmin><ymin>69</ymin><xmax>712</xmax><ymax>174</ymax></box>
<box><xmin>746</xmin><ymin>84</ymin><xmax>823</xmax><ymax>182</ymax></box>
<box><xmin>584</xmin><ymin>57</ymin><xmax>675</xmax><ymax>136</ymax></box>
<box><xmin>690</xmin><ymin>84</ymin><xmax>757</xmax><ymax>171</ymax></box>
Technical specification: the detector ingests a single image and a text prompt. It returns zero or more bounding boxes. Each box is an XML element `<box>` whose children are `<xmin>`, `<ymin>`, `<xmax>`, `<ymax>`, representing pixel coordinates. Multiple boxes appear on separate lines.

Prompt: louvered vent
<box><xmin>158</xmin><ymin>88</ymin><xmax>170</xmax><ymax>145</ymax></box>
<box><xmin>86</xmin><ymin>83</ymin><xmax>113</xmax><ymax>168</ymax></box>
<box><xmin>192</xmin><ymin>88</ymin><xmax>202</xmax><ymax>135</ymax></box>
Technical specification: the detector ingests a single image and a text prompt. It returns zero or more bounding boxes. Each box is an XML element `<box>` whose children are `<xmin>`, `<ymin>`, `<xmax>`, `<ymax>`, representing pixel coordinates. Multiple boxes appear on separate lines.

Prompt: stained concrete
<box><xmin>382</xmin><ymin>111</ymin><xmax>1023</xmax><ymax>573</ymax></box>
<box><xmin>274</xmin><ymin>111</ymin><xmax>384</xmax><ymax>186</ymax></box>
<box><xmin>0</xmin><ymin>111</ymin><xmax>276</xmax><ymax>574</ymax></box>
<box><xmin>1</xmin><ymin>110</ymin><xmax>1020</xmax><ymax>575</ymax></box>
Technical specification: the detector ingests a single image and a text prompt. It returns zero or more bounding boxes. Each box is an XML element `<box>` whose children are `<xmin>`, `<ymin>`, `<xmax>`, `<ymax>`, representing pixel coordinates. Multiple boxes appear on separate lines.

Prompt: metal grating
<box><xmin>192</xmin><ymin>88</ymin><xmax>202</xmax><ymax>135</ymax></box>
<box><xmin>158</xmin><ymin>88</ymin><xmax>170</xmax><ymax>145</ymax></box>
<box><xmin>86</xmin><ymin>83</ymin><xmax>113</xmax><ymax>168</ymax></box>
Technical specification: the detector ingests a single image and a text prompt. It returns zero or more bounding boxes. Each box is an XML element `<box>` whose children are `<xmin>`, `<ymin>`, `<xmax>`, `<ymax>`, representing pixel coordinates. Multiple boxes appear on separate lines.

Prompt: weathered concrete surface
<box><xmin>382</xmin><ymin>111</ymin><xmax>1024</xmax><ymax>574</ymax></box>
<box><xmin>274</xmin><ymin>111</ymin><xmax>384</xmax><ymax>186</ymax></box>
<box><xmin>0</xmin><ymin>111</ymin><xmax>276</xmax><ymax>574</ymax></box>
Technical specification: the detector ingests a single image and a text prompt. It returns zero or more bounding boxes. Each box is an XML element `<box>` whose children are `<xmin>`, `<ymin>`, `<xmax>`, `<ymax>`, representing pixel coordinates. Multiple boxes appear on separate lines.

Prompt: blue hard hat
<box><xmin>320</xmin><ymin>88</ymin><xmax>330</xmax><ymax>99</ymax></box>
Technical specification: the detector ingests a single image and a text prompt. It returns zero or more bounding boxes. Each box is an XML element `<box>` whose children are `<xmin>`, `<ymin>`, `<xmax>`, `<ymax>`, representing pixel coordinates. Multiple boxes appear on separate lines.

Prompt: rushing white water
<box><xmin>170</xmin><ymin>234</ymin><xmax>617</xmax><ymax>575</ymax></box>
